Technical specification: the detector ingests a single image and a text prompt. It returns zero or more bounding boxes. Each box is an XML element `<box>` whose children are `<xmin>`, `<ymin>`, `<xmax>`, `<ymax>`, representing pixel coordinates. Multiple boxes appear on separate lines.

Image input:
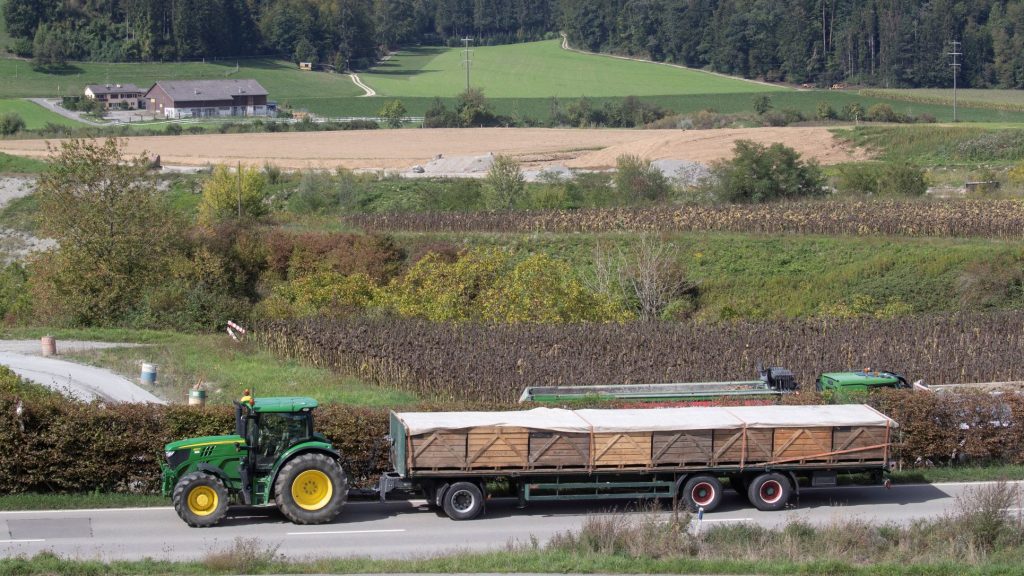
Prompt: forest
<box><xmin>4</xmin><ymin>0</ymin><xmax>1024</xmax><ymax>88</ymax></box>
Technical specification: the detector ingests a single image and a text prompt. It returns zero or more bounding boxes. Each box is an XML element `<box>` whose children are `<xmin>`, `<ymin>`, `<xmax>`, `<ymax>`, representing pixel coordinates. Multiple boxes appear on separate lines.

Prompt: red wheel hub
<box><xmin>692</xmin><ymin>482</ymin><xmax>715</xmax><ymax>506</ymax></box>
<box><xmin>759</xmin><ymin>480</ymin><xmax>783</xmax><ymax>504</ymax></box>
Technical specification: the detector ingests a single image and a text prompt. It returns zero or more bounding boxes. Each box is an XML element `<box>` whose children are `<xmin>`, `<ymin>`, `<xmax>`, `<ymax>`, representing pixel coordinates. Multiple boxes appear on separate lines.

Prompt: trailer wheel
<box><xmin>442</xmin><ymin>481</ymin><xmax>485</xmax><ymax>520</ymax></box>
<box><xmin>680</xmin><ymin>475</ymin><xmax>723</xmax><ymax>512</ymax></box>
<box><xmin>747</xmin><ymin>473</ymin><xmax>792</xmax><ymax>511</ymax></box>
<box><xmin>274</xmin><ymin>453</ymin><xmax>348</xmax><ymax>525</ymax></box>
<box><xmin>173</xmin><ymin>471</ymin><xmax>229</xmax><ymax>528</ymax></box>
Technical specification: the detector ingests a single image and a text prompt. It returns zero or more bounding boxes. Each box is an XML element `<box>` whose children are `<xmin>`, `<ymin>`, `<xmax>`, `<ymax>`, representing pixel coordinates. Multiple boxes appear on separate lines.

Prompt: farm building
<box><xmin>144</xmin><ymin>79</ymin><xmax>270</xmax><ymax>119</ymax></box>
<box><xmin>84</xmin><ymin>84</ymin><xmax>145</xmax><ymax>109</ymax></box>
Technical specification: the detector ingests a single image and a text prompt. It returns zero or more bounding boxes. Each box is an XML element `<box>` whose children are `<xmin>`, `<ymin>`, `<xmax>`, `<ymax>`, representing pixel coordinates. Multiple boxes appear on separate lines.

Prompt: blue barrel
<box><xmin>141</xmin><ymin>363</ymin><xmax>157</xmax><ymax>385</ymax></box>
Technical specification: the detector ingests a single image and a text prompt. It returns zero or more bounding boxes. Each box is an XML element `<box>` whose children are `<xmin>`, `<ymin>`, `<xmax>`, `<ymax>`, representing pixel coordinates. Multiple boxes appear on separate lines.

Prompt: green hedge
<box><xmin>1</xmin><ymin>390</ymin><xmax>1022</xmax><ymax>495</ymax></box>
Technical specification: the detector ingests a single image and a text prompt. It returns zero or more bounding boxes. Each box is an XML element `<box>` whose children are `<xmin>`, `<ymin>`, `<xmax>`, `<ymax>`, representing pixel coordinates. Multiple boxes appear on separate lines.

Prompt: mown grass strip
<box><xmin>0</xmin><ymin>550</ymin><xmax>1020</xmax><ymax>576</ymax></box>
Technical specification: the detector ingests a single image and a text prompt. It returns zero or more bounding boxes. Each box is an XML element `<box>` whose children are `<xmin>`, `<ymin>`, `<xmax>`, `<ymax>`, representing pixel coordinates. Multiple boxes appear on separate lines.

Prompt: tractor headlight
<box><xmin>165</xmin><ymin>449</ymin><xmax>189</xmax><ymax>469</ymax></box>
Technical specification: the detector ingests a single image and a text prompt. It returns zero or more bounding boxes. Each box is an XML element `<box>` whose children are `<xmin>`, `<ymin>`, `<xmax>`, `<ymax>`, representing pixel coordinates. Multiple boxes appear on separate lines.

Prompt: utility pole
<box><xmin>461</xmin><ymin>37</ymin><xmax>474</xmax><ymax>92</ymax></box>
<box><xmin>237</xmin><ymin>161</ymin><xmax>242</xmax><ymax>219</ymax></box>
<box><xmin>948</xmin><ymin>40</ymin><xmax>961</xmax><ymax>122</ymax></box>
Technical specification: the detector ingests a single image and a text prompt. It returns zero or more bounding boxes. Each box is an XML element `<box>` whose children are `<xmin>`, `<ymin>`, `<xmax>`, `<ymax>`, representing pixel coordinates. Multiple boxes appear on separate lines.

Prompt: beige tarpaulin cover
<box><xmin>394</xmin><ymin>404</ymin><xmax>896</xmax><ymax>435</ymax></box>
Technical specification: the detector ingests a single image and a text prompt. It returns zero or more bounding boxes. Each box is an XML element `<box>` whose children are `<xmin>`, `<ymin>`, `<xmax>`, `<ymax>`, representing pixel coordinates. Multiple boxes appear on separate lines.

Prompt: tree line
<box><xmin>562</xmin><ymin>0</ymin><xmax>1024</xmax><ymax>88</ymax></box>
<box><xmin>3</xmin><ymin>0</ymin><xmax>557</xmax><ymax>68</ymax></box>
<box><xmin>5</xmin><ymin>0</ymin><xmax>1024</xmax><ymax>88</ymax></box>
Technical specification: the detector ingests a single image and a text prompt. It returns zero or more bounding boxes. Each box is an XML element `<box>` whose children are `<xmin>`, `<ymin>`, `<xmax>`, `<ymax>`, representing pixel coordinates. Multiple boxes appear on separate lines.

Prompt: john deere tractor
<box><xmin>161</xmin><ymin>394</ymin><xmax>348</xmax><ymax>527</ymax></box>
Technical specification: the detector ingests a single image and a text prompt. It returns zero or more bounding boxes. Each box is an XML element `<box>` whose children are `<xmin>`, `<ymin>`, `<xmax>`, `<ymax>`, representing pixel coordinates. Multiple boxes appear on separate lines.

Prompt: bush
<box><xmin>258</xmin><ymin>272</ymin><xmax>378</xmax><ymax>319</ymax></box>
<box><xmin>197</xmin><ymin>165</ymin><xmax>268</xmax><ymax>225</ymax></box>
<box><xmin>263</xmin><ymin>231</ymin><xmax>405</xmax><ymax>283</ymax></box>
<box><xmin>708</xmin><ymin>140</ymin><xmax>826</xmax><ymax>203</ymax></box>
<box><xmin>482</xmin><ymin>155</ymin><xmax>525</xmax><ymax>210</ymax></box>
<box><xmin>753</xmin><ymin>94</ymin><xmax>772</xmax><ymax>115</ymax></box>
<box><xmin>815</xmin><ymin>101</ymin><xmax>836</xmax><ymax>120</ymax></box>
<box><xmin>384</xmin><ymin>248</ymin><xmax>630</xmax><ymax>323</ymax></box>
<box><xmin>0</xmin><ymin>113</ymin><xmax>26</xmax><ymax>136</ymax></box>
<box><xmin>867</xmin><ymin>103</ymin><xmax>898</xmax><ymax>123</ymax></box>
<box><xmin>836</xmin><ymin>162</ymin><xmax>927</xmax><ymax>197</ymax></box>
<box><xmin>614</xmin><ymin>154</ymin><xmax>671</xmax><ymax>203</ymax></box>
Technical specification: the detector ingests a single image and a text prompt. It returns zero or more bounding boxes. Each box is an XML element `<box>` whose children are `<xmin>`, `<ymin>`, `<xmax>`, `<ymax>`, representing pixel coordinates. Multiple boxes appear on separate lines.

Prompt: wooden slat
<box><xmin>653</xmin><ymin>430</ymin><xmax>712</xmax><ymax>466</ymax></box>
<box><xmin>773</xmin><ymin>427</ymin><xmax>832</xmax><ymax>461</ymax></box>
<box><xmin>467</xmin><ymin>427</ymin><xmax>528</xmax><ymax>468</ymax></box>
<box><xmin>833</xmin><ymin>426</ymin><xmax>888</xmax><ymax>460</ymax></box>
<box><xmin>744</xmin><ymin>429</ymin><xmax>773</xmax><ymax>463</ymax></box>
<box><xmin>529</xmin><ymin>432</ymin><xmax>590</xmax><ymax>468</ymax></box>
<box><xmin>593</xmin><ymin>432</ymin><xmax>651</xmax><ymax>467</ymax></box>
<box><xmin>410</xmin><ymin>431</ymin><xmax>466</xmax><ymax>469</ymax></box>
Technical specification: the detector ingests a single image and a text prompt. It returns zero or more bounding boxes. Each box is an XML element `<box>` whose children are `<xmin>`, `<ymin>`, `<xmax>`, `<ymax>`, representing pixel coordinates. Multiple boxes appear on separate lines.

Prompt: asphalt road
<box><xmin>0</xmin><ymin>340</ymin><xmax>162</xmax><ymax>404</ymax></box>
<box><xmin>1</xmin><ymin>481</ymin><xmax>1017</xmax><ymax>561</ymax></box>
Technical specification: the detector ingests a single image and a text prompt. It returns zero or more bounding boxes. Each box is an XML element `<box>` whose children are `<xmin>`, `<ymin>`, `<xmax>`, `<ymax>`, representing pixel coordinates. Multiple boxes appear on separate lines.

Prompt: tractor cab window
<box><xmin>256</xmin><ymin>413</ymin><xmax>311</xmax><ymax>465</ymax></box>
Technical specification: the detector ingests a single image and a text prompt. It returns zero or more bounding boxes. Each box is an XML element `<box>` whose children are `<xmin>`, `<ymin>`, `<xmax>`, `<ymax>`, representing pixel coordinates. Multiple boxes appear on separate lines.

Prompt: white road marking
<box><xmin>0</xmin><ymin>507</ymin><xmax>174</xmax><ymax>515</ymax></box>
<box><xmin>698</xmin><ymin>518</ymin><xmax>753</xmax><ymax>523</ymax></box>
<box><xmin>287</xmin><ymin>529</ymin><xmax>406</xmax><ymax>536</ymax></box>
<box><xmin>0</xmin><ymin>539</ymin><xmax>45</xmax><ymax>543</ymax></box>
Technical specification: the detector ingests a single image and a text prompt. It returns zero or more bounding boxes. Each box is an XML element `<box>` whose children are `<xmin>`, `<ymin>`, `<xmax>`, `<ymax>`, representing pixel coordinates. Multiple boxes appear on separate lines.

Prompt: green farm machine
<box><xmin>161</xmin><ymin>394</ymin><xmax>347</xmax><ymax>527</ymax></box>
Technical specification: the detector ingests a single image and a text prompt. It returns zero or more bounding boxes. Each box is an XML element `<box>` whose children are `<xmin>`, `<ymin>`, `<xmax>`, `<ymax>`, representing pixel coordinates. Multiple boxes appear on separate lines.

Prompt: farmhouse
<box><xmin>84</xmin><ymin>84</ymin><xmax>144</xmax><ymax>109</ymax></box>
<box><xmin>144</xmin><ymin>79</ymin><xmax>269</xmax><ymax>118</ymax></box>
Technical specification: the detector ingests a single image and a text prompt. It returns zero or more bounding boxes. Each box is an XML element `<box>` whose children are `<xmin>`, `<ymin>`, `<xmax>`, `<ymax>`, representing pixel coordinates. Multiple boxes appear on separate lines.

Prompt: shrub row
<box><xmin>344</xmin><ymin>199</ymin><xmax>1024</xmax><ymax>239</ymax></box>
<box><xmin>1</xmin><ymin>389</ymin><xmax>1022</xmax><ymax>494</ymax></box>
<box><xmin>0</xmin><ymin>396</ymin><xmax>392</xmax><ymax>494</ymax></box>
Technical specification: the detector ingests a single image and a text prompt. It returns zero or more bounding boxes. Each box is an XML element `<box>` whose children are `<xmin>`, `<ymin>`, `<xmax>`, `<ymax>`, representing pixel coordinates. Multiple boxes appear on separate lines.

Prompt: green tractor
<box><xmin>161</xmin><ymin>394</ymin><xmax>348</xmax><ymax>527</ymax></box>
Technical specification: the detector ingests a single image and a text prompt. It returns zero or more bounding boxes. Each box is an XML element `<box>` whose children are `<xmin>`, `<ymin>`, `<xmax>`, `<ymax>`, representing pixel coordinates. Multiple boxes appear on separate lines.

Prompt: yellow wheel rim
<box><xmin>292</xmin><ymin>470</ymin><xmax>333</xmax><ymax>511</ymax></box>
<box><xmin>187</xmin><ymin>485</ymin><xmax>218</xmax><ymax>516</ymax></box>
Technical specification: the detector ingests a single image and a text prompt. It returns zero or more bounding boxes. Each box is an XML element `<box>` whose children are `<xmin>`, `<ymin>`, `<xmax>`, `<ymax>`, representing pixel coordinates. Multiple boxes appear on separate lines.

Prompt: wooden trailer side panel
<box><xmin>773</xmin><ymin>427</ymin><xmax>833</xmax><ymax>462</ymax></box>
<box><xmin>713</xmin><ymin>428</ymin><xmax>772</xmax><ymax>464</ymax></box>
<box><xmin>593</xmin><ymin>432</ymin><xmax>652</xmax><ymax>467</ymax></box>
<box><xmin>652</xmin><ymin>430</ymin><xmax>713</xmax><ymax>466</ymax></box>
<box><xmin>833</xmin><ymin>426</ymin><xmax>889</xmax><ymax>461</ymax></box>
<box><xmin>467</xmin><ymin>427</ymin><xmax>529</xmax><ymax>468</ymax></box>
<box><xmin>528</xmin><ymin>431</ymin><xmax>590</xmax><ymax>468</ymax></box>
<box><xmin>409</xmin><ymin>430</ymin><xmax>467</xmax><ymax>470</ymax></box>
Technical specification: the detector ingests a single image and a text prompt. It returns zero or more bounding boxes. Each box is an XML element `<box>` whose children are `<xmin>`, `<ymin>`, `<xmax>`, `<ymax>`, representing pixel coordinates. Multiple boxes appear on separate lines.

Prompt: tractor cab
<box><xmin>162</xmin><ymin>392</ymin><xmax>348</xmax><ymax>528</ymax></box>
<box><xmin>236</xmin><ymin>396</ymin><xmax>319</xmax><ymax>472</ymax></box>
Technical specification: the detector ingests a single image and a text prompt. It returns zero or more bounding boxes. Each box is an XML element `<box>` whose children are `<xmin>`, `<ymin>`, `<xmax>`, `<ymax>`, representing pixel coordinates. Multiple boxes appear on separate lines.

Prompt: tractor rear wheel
<box><xmin>274</xmin><ymin>453</ymin><xmax>348</xmax><ymax>525</ymax></box>
<box><xmin>173</xmin><ymin>471</ymin><xmax>229</xmax><ymax>527</ymax></box>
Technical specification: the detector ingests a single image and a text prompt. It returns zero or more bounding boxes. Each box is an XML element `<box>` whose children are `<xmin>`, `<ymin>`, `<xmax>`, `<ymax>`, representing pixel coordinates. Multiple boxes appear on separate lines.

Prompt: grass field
<box><xmin>0</xmin><ymin>58</ymin><xmax>364</xmax><ymax>102</ymax></box>
<box><xmin>288</xmin><ymin>90</ymin><xmax>1024</xmax><ymax>123</ymax></box>
<box><xmin>0</xmin><ymin>98</ymin><xmax>81</xmax><ymax>128</ymax></box>
<box><xmin>862</xmin><ymin>88</ymin><xmax>1024</xmax><ymax>111</ymax></box>
<box><xmin>361</xmin><ymin>40</ymin><xmax>786</xmax><ymax>98</ymax></box>
<box><xmin>835</xmin><ymin>125</ymin><xmax>1024</xmax><ymax>165</ymax></box>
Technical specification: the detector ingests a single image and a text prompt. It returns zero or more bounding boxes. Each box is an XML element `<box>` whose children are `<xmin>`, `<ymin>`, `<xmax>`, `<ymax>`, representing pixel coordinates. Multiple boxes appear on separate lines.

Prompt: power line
<box><xmin>947</xmin><ymin>40</ymin><xmax>962</xmax><ymax>122</ymax></box>
<box><xmin>461</xmin><ymin>37</ymin><xmax>474</xmax><ymax>92</ymax></box>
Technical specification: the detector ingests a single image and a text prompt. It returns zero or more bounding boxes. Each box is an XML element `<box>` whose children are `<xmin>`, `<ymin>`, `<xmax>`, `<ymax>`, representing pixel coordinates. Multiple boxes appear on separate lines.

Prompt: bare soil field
<box><xmin>0</xmin><ymin>127</ymin><xmax>864</xmax><ymax>171</ymax></box>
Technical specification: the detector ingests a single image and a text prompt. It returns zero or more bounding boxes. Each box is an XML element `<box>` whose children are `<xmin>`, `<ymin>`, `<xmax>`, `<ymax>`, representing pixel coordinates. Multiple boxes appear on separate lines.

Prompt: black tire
<box><xmin>747</xmin><ymin>472</ymin><xmax>792</xmax><ymax>511</ymax></box>
<box><xmin>442</xmin><ymin>481</ymin><xmax>485</xmax><ymax>520</ymax></box>
<box><xmin>680</xmin><ymin>475</ymin><xmax>723</xmax><ymax>513</ymax></box>
<box><xmin>172</xmin><ymin>471</ymin><xmax>229</xmax><ymax>528</ymax></box>
<box><xmin>274</xmin><ymin>453</ymin><xmax>348</xmax><ymax>525</ymax></box>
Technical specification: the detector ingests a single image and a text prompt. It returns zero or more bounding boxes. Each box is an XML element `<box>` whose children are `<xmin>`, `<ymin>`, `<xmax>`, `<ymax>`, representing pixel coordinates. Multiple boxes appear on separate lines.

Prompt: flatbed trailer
<box><xmin>379</xmin><ymin>404</ymin><xmax>897</xmax><ymax>519</ymax></box>
<box><xmin>519</xmin><ymin>366</ymin><xmax>797</xmax><ymax>403</ymax></box>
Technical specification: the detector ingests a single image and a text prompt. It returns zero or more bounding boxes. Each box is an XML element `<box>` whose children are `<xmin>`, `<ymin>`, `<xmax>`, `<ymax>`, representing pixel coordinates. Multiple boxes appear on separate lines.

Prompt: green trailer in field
<box><xmin>518</xmin><ymin>366</ymin><xmax>798</xmax><ymax>403</ymax></box>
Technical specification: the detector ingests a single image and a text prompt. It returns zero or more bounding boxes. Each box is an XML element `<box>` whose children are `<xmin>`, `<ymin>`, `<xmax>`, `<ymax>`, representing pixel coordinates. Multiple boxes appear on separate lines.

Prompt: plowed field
<box><xmin>0</xmin><ymin>126</ymin><xmax>865</xmax><ymax>171</ymax></box>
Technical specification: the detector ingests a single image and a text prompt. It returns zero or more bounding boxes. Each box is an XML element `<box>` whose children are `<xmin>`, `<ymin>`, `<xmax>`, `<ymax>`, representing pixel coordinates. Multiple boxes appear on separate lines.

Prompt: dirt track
<box><xmin>0</xmin><ymin>127</ymin><xmax>865</xmax><ymax>171</ymax></box>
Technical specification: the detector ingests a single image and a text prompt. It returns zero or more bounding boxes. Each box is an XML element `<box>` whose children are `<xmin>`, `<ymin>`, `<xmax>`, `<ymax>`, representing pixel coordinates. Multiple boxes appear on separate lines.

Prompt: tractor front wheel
<box><xmin>173</xmin><ymin>471</ymin><xmax>229</xmax><ymax>527</ymax></box>
<box><xmin>275</xmin><ymin>453</ymin><xmax>348</xmax><ymax>525</ymax></box>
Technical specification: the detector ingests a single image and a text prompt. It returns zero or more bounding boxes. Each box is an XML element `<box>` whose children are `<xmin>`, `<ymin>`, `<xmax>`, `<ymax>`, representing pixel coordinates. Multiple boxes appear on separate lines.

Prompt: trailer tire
<box><xmin>442</xmin><ymin>481</ymin><xmax>485</xmax><ymax>520</ymax></box>
<box><xmin>173</xmin><ymin>471</ymin><xmax>229</xmax><ymax>528</ymax></box>
<box><xmin>747</xmin><ymin>473</ymin><xmax>792</xmax><ymax>511</ymax></box>
<box><xmin>275</xmin><ymin>453</ymin><xmax>348</xmax><ymax>525</ymax></box>
<box><xmin>680</xmin><ymin>475</ymin><xmax>723</xmax><ymax>512</ymax></box>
